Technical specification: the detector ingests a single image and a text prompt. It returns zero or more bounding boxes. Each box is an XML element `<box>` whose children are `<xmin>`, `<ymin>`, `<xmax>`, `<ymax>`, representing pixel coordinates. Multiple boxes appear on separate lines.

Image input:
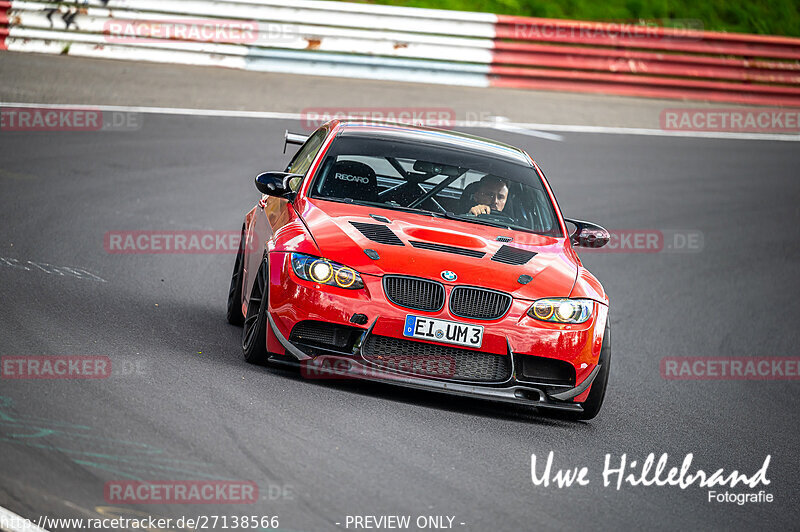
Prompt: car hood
<box><xmin>297</xmin><ymin>198</ymin><xmax>578</xmax><ymax>300</ymax></box>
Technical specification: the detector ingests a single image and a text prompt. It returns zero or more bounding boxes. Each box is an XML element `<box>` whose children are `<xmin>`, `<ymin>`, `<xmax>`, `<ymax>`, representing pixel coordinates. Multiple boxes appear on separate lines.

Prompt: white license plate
<box><xmin>403</xmin><ymin>315</ymin><xmax>483</xmax><ymax>348</ymax></box>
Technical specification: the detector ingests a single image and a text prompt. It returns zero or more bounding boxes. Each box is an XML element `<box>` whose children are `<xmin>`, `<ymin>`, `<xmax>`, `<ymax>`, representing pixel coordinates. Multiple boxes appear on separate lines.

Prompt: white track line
<box><xmin>0</xmin><ymin>101</ymin><xmax>300</xmax><ymax>120</ymax></box>
<box><xmin>504</xmin><ymin>121</ymin><xmax>800</xmax><ymax>142</ymax></box>
<box><xmin>491</xmin><ymin>117</ymin><xmax>564</xmax><ymax>141</ymax></box>
<box><xmin>2</xmin><ymin>101</ymin><xmax>799</xmax><ymax>142</ymax></box>
<box><xmin>0</xmin><ymin>505</ymin><xmax>49</xmax><ymax>532</ymax></box>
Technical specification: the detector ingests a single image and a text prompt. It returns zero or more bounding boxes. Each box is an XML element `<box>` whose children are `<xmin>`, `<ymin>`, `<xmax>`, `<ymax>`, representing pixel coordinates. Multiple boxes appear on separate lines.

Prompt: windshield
<box><xmin>308</xmin><ymin>135</ymin><xmax>563</xmax><ymax>236</ymax></box>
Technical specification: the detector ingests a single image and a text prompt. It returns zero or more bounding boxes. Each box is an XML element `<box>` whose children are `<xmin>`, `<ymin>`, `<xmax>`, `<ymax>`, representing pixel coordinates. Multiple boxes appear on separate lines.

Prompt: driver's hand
<box><xmin>469</xmin><ymin>204</ymin><xmax>491</xmax><ymax>215</ymax></box>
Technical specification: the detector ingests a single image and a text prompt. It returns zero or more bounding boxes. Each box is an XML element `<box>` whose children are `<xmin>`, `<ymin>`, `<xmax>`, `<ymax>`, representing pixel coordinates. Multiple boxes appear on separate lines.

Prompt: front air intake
<box><xmin>289</xmin><ymin>321</ymin><xmax>363</xmax><ymax>354</ymax></box>
<box><xmin>362</xmin><ymin>335</ymin><xmax>512</xmax><ymax>382</ymax></box>
<box><xmin>518</xmin><ymin>355</ymin><xmax>576</xmax><ymax>386</ymax></box>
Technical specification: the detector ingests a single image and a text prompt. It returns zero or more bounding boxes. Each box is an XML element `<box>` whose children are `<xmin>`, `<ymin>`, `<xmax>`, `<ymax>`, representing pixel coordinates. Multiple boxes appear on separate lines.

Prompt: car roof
<box><xmin>331</xmin><ymin>120</ymin><xmax>534</xmax><ymax>167</ymax></box>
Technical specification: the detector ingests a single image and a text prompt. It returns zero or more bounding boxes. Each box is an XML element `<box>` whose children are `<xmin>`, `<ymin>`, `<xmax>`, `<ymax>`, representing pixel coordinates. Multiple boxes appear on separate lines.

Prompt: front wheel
<box><xmin>241</xmin><ymin>257</ymin><xmax>270</xmax><ymax>365</ymax></box>
<box><xmin>226</xmin><ymin>225</ymin><xmax>246</xmax><ymax>326</ymax></box>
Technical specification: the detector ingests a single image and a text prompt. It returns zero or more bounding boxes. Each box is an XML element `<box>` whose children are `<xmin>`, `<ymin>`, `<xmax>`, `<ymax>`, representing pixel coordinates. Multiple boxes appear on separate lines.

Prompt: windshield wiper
<box><xmin>439</xmin><ymin>211</ymin><xmax>515</xmax><ymax>230</ymax></box>
<box><xmin>326</xmin><ymin>198</ymin><xmax>446</xmax><ymax>218</ymax></box>
<box><xmin>323</xmin><ymin>197</ymin><xmax>551</xmax><ymax>234</ymax></box>
<box><xmin>382</xmin><ymin>203</ymin><xmax>447</xmax><ymax>218</ymax></box>
<box><xmin>443</xmin><ymin>213</ymin><xmax>556</xmax><ymax>235</ymax></box>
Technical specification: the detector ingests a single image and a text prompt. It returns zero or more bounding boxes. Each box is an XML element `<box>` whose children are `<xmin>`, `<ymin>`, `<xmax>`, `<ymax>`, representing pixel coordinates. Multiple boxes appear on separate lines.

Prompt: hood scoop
<box><xmin>491</xmin><ymin>245</ymin><xmax>537</xmax><ymax>265</ymax></box>
<box><xmin>350</xmin><ymin>221</ymin><xmax>405</xmax><ymax>246</ymax></box>
<box><xmin>409</xmin><ymin>241</ymin><xmax>486</xmax><ymax>259</ymax></box>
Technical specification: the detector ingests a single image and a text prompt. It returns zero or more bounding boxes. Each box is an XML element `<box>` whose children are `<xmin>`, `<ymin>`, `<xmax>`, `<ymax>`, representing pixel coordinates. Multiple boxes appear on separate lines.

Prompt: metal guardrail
<box><xmin>2</xmin><ymin>0</ymin><xmax>799</xmax><ymax>106</ymax></box>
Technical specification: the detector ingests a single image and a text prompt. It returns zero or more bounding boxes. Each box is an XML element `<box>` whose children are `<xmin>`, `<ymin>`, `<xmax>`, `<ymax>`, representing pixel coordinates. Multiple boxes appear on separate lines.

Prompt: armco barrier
<box><xmin>1</xmin><ymin>0</ymin><xmax>799</xmax><ymax>106</ymax></box>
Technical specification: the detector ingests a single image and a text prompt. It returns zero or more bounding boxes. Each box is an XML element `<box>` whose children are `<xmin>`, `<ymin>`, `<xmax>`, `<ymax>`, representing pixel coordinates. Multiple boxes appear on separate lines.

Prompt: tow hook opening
<box><xmin>514</xmin><ymin>389</ymin><xmax>544</xmax><ymax>402</ymax></box>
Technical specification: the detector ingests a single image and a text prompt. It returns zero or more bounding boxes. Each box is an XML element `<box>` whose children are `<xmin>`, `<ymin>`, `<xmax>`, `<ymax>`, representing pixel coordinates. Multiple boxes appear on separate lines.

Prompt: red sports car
<box><xmin>227</xmin><ymin>120</ymin><xmax>611</xmax><ymax>419</ymax></box>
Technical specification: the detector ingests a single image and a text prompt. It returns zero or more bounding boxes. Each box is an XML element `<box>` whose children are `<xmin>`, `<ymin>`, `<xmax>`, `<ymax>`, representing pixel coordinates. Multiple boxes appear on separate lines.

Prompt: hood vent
<box><xmin>350</xmin><ymin>222</ymin><xmax>404</xmax><ymax>246</ymax></box>
<box><xmin>409</xmin><ymin>241</ymin><xmax>485</xmax><ymax>258</ymax></box>
<box><xmin>491</xmin><ymin>245</ymin><xmax>537</xmax><ymax>265</ymax></box>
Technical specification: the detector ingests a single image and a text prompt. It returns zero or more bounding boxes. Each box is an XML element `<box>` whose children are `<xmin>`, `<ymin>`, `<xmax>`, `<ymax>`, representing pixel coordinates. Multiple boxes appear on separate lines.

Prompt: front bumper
<box><xmin>266</xmin><ymin>252</ymin><xmax>608</xmax><ymax>411</ymax></box>
<box><xmin>269</xmin><ymin>315</ymin><xmax>600</xmax><ymax>412</ymax></box>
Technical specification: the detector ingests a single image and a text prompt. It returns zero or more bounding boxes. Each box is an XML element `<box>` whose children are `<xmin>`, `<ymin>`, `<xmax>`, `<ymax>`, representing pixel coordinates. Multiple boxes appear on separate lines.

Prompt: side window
<box><xmin>285</xmin><ymin>129</ymin><xmax>327</xmax><ymax>179</ymax></box>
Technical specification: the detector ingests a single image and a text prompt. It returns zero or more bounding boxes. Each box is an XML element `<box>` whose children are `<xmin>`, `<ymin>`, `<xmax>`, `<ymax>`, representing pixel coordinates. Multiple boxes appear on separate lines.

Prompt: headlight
<box><xmin>290</xmin><ymin>253</ymin><xmax>364</xmax><ymax>290</ymax></box>
<box><xmin>528</xmin><ymin>298</ymin><xmax>593</xmax><ymax>324</ymax></box>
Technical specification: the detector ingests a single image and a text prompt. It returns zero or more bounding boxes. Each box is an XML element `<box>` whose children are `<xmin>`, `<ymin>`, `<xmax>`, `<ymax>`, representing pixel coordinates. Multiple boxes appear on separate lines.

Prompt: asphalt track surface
<box><xmin>1</xmin><ymin>111</ymin><xmax>800</xmax><ymax>531</ymax></box>
<box><xmin>0</xmin><ymin>51</ymin><xmax>719</xmax><ymax>129</ymax></box>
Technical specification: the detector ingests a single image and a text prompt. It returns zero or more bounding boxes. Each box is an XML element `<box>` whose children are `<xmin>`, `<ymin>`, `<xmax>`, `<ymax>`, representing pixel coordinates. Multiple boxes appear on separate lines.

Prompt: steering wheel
<box><xmin>466</xmin><ymin>209</ymin><xmax>516</xmax><ymax>223</ymax></box>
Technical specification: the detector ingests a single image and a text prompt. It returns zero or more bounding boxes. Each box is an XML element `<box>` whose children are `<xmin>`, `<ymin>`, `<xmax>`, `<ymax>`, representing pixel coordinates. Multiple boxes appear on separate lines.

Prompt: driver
<box><xmin>466</xmin><ymin>175</ymin><xmax>508</xmax><ymax>215</ymax></box>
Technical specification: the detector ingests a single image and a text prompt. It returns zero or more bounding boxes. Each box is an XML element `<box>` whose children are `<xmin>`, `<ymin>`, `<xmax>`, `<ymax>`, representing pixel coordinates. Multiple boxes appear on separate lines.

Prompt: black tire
<box><xmin>574</xmin><ymin>319</ymin><xmax>611</xmax><ymax>420</ymax></box>
<box><xmin>226</xmin><ymin>226</ymin><xmax>246</xmax><ymax>326</ymax></box>
<box><xmin>241</xmin><ymin>257</ymin><xmax>270</xmax><ymax>365</ymax></box>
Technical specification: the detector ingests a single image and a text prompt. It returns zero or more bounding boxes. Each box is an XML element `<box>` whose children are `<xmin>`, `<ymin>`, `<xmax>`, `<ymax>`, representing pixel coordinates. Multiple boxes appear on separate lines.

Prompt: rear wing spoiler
<box><xmin>284</xmin><ymin>130</ymin><xmax>308</xmax><ymax>153</ymax></box>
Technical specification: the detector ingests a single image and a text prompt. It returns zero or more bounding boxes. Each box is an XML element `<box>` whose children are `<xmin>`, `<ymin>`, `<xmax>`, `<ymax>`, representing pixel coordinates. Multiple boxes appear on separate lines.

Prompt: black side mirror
<box><xmin>564</xmin><ymin>218</ymin><xmax>610</xmax><ymax>248</ymax></box>
<box><xmin>255</xmin><ymin>172</ymin><xmax>302</xmax><ymax>198</ymax></box>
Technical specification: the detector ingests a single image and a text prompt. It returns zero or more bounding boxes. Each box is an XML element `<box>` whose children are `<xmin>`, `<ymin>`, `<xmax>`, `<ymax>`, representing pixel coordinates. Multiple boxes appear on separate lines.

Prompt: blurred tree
<box><xmin>352</xmin><ymin>0</ymin><xmax>800</xmax><ymax>37</ymax></box>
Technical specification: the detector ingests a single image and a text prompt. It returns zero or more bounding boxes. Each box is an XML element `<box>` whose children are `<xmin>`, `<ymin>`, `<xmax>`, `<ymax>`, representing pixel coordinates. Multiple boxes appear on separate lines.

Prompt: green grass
<box><xmin>347</xmin><ymin>0</ymin><xmax>800</xmax><ymax>37</ymax></box>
